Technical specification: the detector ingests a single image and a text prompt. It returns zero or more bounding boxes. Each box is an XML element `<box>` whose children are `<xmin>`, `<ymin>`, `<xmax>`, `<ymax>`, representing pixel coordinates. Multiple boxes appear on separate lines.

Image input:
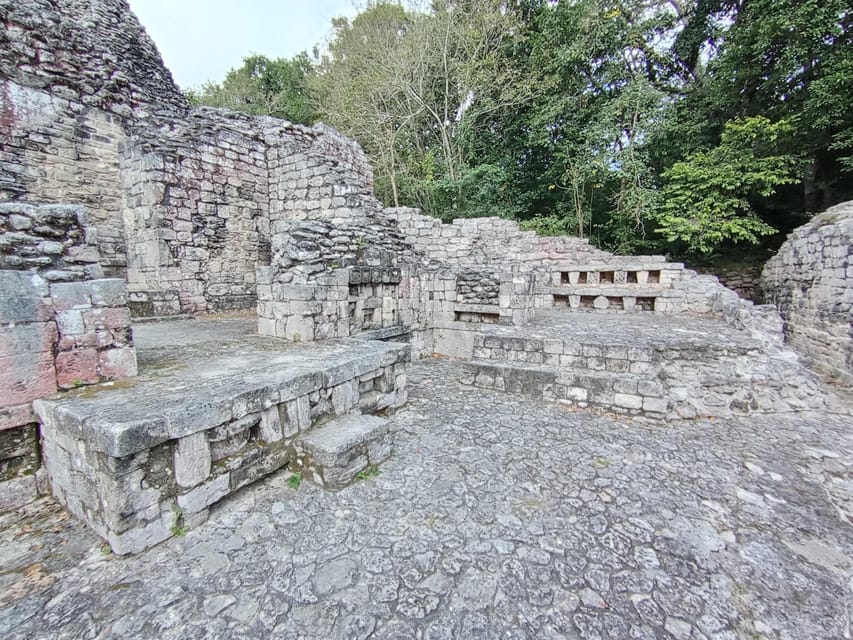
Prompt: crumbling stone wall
<box><xmin>762</xmin><ymin>201</ymin><xmax>853</xmax><ymax>382</ymax></box>
<box><xmin>0</xmin><ymin>0</ymin><xmax>188</xmax><ymax>273</ymax></box>
<box><xmin>267</xmin><ymin>122</ymin><xmax>374</xmax><ymax>230</ymax></box>
<box><xmin>121</xmin><ymin>110</ymin><xmax>270</xmax><ymax>314</ymax></box>
<box><xmin>0</xmin><ymin>203</ymin><xmax>137</xmax><ymax>510</ymax></box>
<box><xmin>386</xmin><ymin>208</ymin><xmax>609</xmax><ymax>267</ymax></box>
<box><xmin>119</xmin><ymin>111</ymin><xmax>381</xmax><ymax>315</ymax></box>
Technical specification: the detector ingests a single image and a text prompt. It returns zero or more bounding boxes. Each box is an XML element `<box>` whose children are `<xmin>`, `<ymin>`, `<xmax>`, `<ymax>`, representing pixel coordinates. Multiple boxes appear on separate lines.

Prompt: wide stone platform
<box><xmin>34</xmin><ymin>313</ymin><xmax>409</xmax><ymax>554</ymax></box>
<box><xmin>2</xmin><ymin>358</ymin><xmax>851</xmax><ymax>639</ymax></box>
<box><xmin>462</xmin><ymin>311</ymin><xmax>834</xmax><ymax>418</ymax></box>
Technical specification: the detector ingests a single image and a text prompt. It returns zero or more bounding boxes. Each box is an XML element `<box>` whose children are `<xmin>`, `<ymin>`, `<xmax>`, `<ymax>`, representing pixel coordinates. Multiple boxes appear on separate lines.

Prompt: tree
<box><xmin>195</xmin><ymin>0</ymin><xmax>853</xmax><ymax>258</ymax></box>
<box><xmin>187</xmin><ymin>53</ymin><xmax>318</xmax><ymax>124</ymax></box>
<box><xmin>312</xmin><ymin>3</ymin><xmax>418</xmax><ymax>207</ymax></box>
<box><xmin>654</xmin><ymin>116</ymin><xmax>800</xmax><ymax>254</ymax></box>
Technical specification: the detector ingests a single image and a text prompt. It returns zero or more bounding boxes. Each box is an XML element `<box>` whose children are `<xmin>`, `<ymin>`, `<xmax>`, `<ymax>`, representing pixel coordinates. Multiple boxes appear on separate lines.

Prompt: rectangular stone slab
<box><xmin>34</xmin><ymin>337</ymin><xmax>409</xmax><ymax>458</ymax></box>
<box><xmin>297</xmin><ymin>413</ymin><xmax>392</xmax><ymax>489</ymax></box>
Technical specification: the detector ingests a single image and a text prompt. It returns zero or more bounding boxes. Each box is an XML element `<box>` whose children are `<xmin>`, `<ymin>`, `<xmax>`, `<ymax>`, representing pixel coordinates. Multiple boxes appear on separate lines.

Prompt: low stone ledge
<box><xmin>453</xmin><ymin>303</ymin><xmax>506</xmax><ymax>315</ymax></box>
<box><xmin>33</xmin><ymin>338</ymin><xmax>410</xmax><ymax>554</ymax></box>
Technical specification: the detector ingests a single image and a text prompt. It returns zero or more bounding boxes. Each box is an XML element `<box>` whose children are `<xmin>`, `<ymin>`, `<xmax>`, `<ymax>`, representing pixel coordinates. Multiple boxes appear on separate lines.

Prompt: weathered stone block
<box><xmin>297</xmin><ymin>413</ymin><xmax>390</xmax><ymax>489</ymax></box>
<box><xmin>0</xmin><ymin>322</ymin><xmax>58</xmax><ymax>358</ymax></box>
<box><xmin>174</xmin><ymin>432</ymin><xmax>212</xmax><ymax>488</ymax></box>
<box><xmin>0</xmin><ymin>352</ymin><xmax>58</xmax><ymax>406</ymax></box>
<box><xmin>0</xmin><ymin>403</ymin><xmax>37</xmax><ymax>432</ymax></box>
<box><xmin>260</xmin><ymin>405</ymin><xmax>283</xmax><ymax>443</ymax></box>
<box><xmin>284</xmin><ymin>396</ymin><xmax>311</xmax><ymax>436</ymax></box>
<box><xmin>0</xmin><ymin>271</ymin><xmax>52</xmax><ymax>323</ymax></box>
<box><xmin>614</xmin><ymin>393</ymin><xmax>643</xmax><ymax>410</ymax></box>
<box><xmin>643</xmin><ymin>397</ymin><xmax>669</xmax><ymax>413</ymax></box>
<box><xmin>55</xmin><ymin>348</ymin><xmax>99</xmax><ymax>388</ymax></box>
<box><xmin>98</xmin><ymin>347</ymin><xmax>138</xmax><ymax>379</ymax></box>
<box><xmin>107</xmin><ymin>506</ymin><xmax>173</xmax><ymax>556</ymax></box>
<box><xmin>177</xmin><ymin>473</ymin><xmax>230</xmax><ymax>515</ymax></box>
<box><xmin>50</xmin><ymin>281</ymin><xmax>93</xmax><ymax>311</ymax></box>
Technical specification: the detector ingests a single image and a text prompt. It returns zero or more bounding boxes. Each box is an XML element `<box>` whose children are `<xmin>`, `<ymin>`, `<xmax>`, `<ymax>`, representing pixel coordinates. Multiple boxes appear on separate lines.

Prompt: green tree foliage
<box><xmin>187</xmin><ymin>53</ymin><xmax>318</xmax><ymax>124</ymax></box>
<box><xmin>197</xmin><ymin>0</ymin><xmax>852</xmax><ymax>256</ymax></box>
<box><xmin>313</xmin><ymin>0</ymin><xmax>531</xmax><ymax>217</ymax></box>
<box><xmin>655</xmin><ymin>117</ymin><xmax>800</xmax><ymax>254</ymax></box>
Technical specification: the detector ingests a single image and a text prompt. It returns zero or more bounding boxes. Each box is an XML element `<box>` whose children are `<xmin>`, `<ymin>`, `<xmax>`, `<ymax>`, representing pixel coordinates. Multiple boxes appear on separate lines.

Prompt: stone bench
<box><xmin>34</xmin><ymin>338</ymin><xmax>409</xmax><ymax>554</ymax></box>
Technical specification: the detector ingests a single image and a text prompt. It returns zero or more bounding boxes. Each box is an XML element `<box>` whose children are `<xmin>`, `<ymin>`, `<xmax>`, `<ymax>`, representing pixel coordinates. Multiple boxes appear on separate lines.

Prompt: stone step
<box><xmin>474</xmin><ymin>334</ymin><xmax>658</xmax><ymax>374</ymax></box>
<box><xmin>473</xmin><ymin>327</ymin><xmax>759</xmax><ymax>372</ymax></box>
<box><xmin>294</xmin><ymin>413</ymin><xmax>391</xmax><ymax>489</ymax></box>
<box><xmin>460</xmin><ymin>360</ymin><xmax>670</xmax><ymax>417</ymax></box>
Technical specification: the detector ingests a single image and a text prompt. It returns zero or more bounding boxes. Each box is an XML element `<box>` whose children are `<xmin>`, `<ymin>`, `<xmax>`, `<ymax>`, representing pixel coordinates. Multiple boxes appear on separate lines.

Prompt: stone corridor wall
<box><xmin>0</xmin><ymin>0</ymin><xmax>188</xmax><ymax>273</ymax></box>
<box><xmin>763</xmin><ymin>201</ymin><xmax>853</xmax><ymax>382</ymax></box>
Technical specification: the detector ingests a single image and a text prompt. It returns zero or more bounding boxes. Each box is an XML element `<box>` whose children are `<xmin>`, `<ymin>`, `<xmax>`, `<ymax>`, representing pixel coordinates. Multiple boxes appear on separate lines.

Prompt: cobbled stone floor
<box><xmin>1</xmin><ymin>358</ymin><xmax>852</xmax><ymax>639</ymax></box>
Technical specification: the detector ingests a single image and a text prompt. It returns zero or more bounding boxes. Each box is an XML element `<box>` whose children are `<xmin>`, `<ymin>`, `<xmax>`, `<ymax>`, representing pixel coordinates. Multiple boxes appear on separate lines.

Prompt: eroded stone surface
<box><xmin>2</xmin><ymin>359</ymin><xmax>851</xmax><ymax>639</ymax></box>
<box><xmin>762</xmin><ymin>201</ymin><xmax>853</xmax><ymax>384</ymax></box>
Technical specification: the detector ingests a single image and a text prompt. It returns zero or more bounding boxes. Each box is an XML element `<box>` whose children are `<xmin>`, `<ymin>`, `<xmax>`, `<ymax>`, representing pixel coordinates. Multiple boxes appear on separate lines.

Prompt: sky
<box><xmin>128</xmin><ymin>1</ymin><xmax>359</xmax><ymax>89</ymax></box>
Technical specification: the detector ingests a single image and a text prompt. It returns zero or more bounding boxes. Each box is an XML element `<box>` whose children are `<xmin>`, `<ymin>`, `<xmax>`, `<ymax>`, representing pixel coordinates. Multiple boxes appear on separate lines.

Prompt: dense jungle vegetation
<box><xmin>187</xmin><ymin>0</ymin><xmax>852</xmax><ymax>259</ymax></box>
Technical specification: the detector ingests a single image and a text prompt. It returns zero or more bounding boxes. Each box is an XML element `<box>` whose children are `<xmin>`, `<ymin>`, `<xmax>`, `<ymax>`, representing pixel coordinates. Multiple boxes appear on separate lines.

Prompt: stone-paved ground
<box><xmin>1</xmin><ymin>359</ymin><xmax>852</xmax><ymax>640</ymax></box>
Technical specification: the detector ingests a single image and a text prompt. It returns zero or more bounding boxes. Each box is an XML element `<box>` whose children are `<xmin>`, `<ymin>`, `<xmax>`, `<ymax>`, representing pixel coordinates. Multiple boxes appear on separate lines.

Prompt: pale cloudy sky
<box><xmin>127</xmin><ymin>1</ymin><xmax>359</xmax><ymax>89</ymax></box>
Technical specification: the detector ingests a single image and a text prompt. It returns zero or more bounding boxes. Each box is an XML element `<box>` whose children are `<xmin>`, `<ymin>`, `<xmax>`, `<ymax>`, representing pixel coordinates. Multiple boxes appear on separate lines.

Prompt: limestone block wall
<box><xmin>762</xmin><ymin>201</ymin><xmax>853</xmax><ymax>382</ymax></box>
<box><xmin>385</xmin><ymin>207</ymin><xmax>610</xmax><ymax>267</ymax></box>
<box><xmin>0</xmin><ymin>0</ymin><xmax>188</xmax><ymax>273</ymax></box>
<box><xmin>259</xmin><ymin>210</ymin><xmax>434</xmax><ymax>346</ymax></box>
<box><xmin>267</xmin><ymin>122</ymin><xmax>375</xmax><ymax>232</ymax></box>
<box><xmin>117</xmin><ymin>114</ymin><xmax>382</xmax><ymax>316</ymax></box>
<box><xmin>0</xmin><ymin>203</ymin><xmax>137</xmax><ymax>510</ymax></box>
<box><xmin>121</xmin><ymin>110</ymin><xmax>270</xmax><ymax>315</ymax></box>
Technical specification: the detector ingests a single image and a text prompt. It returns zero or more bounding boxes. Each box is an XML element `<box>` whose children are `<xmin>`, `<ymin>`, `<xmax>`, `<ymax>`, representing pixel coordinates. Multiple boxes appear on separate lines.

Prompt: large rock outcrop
<box><xmin>762</xmin><ymin>201</ymin><xmax>853</xmax><ymax>383</ymax></box>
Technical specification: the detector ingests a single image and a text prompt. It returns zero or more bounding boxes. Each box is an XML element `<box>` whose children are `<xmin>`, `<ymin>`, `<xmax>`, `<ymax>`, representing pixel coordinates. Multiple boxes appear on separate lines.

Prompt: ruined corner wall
<box><xmin>0</xmin><ymin>0</ymin><xmax>188</xmax><ymax>274</ymax></box>
<box><xmin>121</xmin><ymin>110</ymin><xmax>270</xmax><ymax>315</ymax></box>
<box><xmin>121</xmin><ymin>113</ymin><xmax>379</xmax><ymax>316</ymax></box>
<box><xmin>762</xmin><ymin>201</ymin><xmax>853</xmax><ymax>382</ymax></box>
<box><xmin>266</xmin><ymin>121</ymin><xmax>376</xmax><ymax>234</ymax></box>
<box><xmin>0</xmin><ymin>203</ymin><xmax>137</xmax><ymax>510</ymax></box>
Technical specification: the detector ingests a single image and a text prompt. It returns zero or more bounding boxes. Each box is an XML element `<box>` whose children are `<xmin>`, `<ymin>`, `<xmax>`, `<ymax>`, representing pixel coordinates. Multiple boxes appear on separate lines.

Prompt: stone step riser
<box><xmin>462</xmin><ymin>349</ymin><xmax>831</xmax><ymax>420</ymax></box>
<box><xmin>474</xmin><ymin>336</ymin><xmax>656</xmax><ymax>375</ymax></box>
<box><xmin>473</xmin><ymin>334</ymin><xmax>760</xmax><ymax>373</ymax></box>
<box><xmin>461</xmin><ymin>362</ymin><xmax>669</xmax><ymax>417</ymax></box>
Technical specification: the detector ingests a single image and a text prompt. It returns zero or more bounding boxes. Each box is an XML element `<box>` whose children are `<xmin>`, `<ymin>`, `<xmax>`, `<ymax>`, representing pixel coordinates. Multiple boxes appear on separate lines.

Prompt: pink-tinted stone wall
<box><xmin>0</xmin><ymin>203</ymin><xmax>137</xmax><ymax>510</ymax></box>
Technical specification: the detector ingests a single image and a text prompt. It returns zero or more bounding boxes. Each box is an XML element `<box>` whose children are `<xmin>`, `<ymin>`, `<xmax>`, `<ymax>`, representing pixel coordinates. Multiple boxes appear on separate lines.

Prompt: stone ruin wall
<box><xmin>385</xmin><ymin>207</ymin><xmax>610</xmax><ymax>267</ymax></box>
<box><xmin>0</xmin><ymin>0</ymin><xmax>188</xmax><ymax>274</ymax></box>
<box><xmin>121</xmin><ymin>110</ymin><xmax>271</xmax><ymax>315</ymax></box>
<box><xmin>0</xmin><ymin>203</ymin><xmax>137</xmax><ymax>510</ymax></box>
<box><xmin>762</xmin><ymin>201</ymin><xmax>853</xmax><ymax>383</ymax></box>
<box><xmin>120</xmin><ymin>110</ymin><xmax>377</xmax><ymax>316</ymax></box>
<box><xmin>0</xmin><ymin>0</ymin><xmax>801</xmax><ymax>352</ymax></box>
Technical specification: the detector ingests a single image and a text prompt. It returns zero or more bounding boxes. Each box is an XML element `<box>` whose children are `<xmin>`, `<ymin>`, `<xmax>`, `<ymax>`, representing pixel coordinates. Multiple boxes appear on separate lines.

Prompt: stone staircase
<box><xmin>461</xmin><ymin>311</ymin><xmax>833</xmax><ymax>419</ymax></box>
<box><xmin>294</xmin><ymin>413</ymin><xmax>391</xmax><ymax>489</ymax></box>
